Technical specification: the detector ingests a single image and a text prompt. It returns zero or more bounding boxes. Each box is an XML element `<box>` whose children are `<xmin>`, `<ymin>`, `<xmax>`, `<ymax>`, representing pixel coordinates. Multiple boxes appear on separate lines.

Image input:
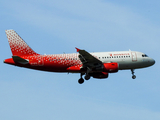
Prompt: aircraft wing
<box><xmin>76</xmin><ymin>48</ymin><xmax>102</xmax><ymax>68</ymax></box>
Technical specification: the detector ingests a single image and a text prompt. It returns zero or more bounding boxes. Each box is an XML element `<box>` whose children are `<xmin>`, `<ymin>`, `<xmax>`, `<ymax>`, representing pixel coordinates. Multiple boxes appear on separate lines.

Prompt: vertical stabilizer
<box><xmin>5</xmin><ymin>30</ymin><xmax>39</xmax><ymax>56</ymax></box>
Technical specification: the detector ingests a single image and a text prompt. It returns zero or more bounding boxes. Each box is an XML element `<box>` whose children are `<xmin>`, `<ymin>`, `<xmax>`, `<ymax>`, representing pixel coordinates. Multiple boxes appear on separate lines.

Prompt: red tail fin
<box><xmin>5</xmin><ymin>30</ymin><xmax>39</xmax><ymax>56</ymax></box>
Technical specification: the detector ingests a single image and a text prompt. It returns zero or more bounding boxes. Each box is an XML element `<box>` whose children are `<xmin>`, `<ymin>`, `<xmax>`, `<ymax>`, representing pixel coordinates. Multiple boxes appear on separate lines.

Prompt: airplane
<box><xmin>4</xmin><ymin>30</ymin><xmax>155</xmax><ymax>84</ymax></box>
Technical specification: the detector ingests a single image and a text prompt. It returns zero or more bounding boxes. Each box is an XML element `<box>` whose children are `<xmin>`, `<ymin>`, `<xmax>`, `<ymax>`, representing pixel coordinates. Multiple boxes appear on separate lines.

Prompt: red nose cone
<box><xmin>4</xmin><ymin>58</ymin><xmax>15</xmax><ymax>65</ymax></box>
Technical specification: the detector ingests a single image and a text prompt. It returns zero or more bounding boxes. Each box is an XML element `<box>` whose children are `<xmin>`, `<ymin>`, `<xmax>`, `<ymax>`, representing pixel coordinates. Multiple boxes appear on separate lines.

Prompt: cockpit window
<box><xmin>142</xmin><ymin>54</ymin><xmax>148</xmax><ymax>57</ymax></box>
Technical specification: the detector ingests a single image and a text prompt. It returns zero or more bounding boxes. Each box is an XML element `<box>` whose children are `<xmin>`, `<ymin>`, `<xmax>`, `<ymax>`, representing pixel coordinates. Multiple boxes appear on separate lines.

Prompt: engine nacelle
<box><xmin>92</xmin><ymin>72</ymin><xmax>109</xmax><ymax>79</ymax></box>
<box><xmin>103</xmin><ymin>62</ymin><xmax>118</xmax><ymax>73</ymax></box>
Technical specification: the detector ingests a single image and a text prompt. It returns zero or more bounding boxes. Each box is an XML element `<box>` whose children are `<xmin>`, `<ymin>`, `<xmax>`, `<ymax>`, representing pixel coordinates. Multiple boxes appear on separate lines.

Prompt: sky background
<box><xmin>0</xmin><ymin>0</ymin><xmax>160</xmax><ymax>120</ymax></box>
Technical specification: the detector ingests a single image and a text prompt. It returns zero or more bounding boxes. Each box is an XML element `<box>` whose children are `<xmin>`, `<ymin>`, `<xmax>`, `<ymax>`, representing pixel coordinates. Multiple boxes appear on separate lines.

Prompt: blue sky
<box><xmin>0</xmin><ymin>0</ymin><xmax>160</xmax><ymax>120</ymax></box>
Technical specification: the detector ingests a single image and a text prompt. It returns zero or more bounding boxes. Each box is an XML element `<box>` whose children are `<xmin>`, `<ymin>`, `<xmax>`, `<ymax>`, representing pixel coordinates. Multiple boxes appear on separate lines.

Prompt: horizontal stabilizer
<box><xmin>12</xmin><ymin>56</ymin><xmax>29</xmax><ymax>64</ymax></box>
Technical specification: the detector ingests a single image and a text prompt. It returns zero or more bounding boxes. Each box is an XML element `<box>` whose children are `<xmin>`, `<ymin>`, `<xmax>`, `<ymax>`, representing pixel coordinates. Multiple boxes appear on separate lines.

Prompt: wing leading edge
<box><xmin>76</xmin><ymin>48</ymin><xmax>102</xmax><ymax>69</ymax></box>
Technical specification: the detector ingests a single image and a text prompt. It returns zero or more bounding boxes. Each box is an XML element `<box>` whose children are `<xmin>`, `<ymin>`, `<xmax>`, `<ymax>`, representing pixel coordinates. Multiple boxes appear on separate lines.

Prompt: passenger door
<box><xmin>131</xmin><ymin>52</ymin><xmax>137</xmax><ymax>61</ymax></box>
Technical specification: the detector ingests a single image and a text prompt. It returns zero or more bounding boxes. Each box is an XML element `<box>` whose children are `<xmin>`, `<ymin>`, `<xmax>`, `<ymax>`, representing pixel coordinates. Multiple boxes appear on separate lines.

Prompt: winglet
<box><xmin>75</xmin><ymin>47</ymin><xmax>80</xmax><ymax>52</ymax></box>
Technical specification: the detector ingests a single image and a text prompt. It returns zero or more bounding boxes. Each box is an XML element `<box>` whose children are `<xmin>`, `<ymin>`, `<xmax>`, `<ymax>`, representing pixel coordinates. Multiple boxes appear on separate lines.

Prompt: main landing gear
<box><xmin>131</xmin><ymin>69</ymin><xmax>136</xmax><ymax>79</ymax></box>
<box><xmin>78</xmin><ymin>73</ymin><xmax>85</xmax><ymax>84</ymax></box>
<box><xmin>78</xmin><ymin>78</ymin><xmax>84</xmax><ymax>84</ymax></box>
<box><xmin>78</xmin><ymin>73</ymin><xmax>91</xmax><ymax>84</ymax></box>
<box><xmin>78</xmin><ymin>67</ymin><xmax>91</xmax><ymax>84</ymax></box>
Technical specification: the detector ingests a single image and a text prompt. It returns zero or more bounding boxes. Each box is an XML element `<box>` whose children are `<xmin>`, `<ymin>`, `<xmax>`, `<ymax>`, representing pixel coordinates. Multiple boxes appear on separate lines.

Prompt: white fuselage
<box><xmin>91</xmin><ymin>51</ymin><xmax>155</xmax><ymax>70</ymax></box>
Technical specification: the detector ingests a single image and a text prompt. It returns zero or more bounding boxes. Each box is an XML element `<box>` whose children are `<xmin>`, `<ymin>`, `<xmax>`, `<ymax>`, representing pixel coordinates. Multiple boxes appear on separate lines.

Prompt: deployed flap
<box><xmin>76</xmin><ymin>48</ymin><xmax>102</xmax><ymax>68</ymax></box>
<box><xmin>12</xmin><ymin>56</ymin><xmax>29</xmax><ymax>64</ymax></box>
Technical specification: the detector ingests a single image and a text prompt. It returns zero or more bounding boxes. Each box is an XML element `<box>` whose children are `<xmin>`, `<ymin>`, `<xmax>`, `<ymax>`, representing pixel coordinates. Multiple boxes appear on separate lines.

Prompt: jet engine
<box><xmin>103</xmin><ymin>62</ymin><xmax>118</xmax><ymax>73</ymax></box>
<box><xmin>92</xmin><ymin>72</ymin><xmax>109</xmax><ymax>79</ymax></box>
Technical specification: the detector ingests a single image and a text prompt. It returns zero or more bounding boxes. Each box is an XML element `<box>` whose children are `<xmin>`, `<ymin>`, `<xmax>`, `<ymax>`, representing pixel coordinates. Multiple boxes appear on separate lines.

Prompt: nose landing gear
<box><xmin>131</xmin><ymin>69</ymin><xmax>136</xmax><ymax>79</ymax></box>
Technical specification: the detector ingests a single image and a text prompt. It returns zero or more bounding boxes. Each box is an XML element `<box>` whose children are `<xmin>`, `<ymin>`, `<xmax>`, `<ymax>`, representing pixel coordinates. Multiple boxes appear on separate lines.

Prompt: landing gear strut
<box><xmin>78</xmin><ymin>73</ymin><xmax>84</xmax><ymax>84</ymax></box>
<box><xmin>84</xmin><ymin>67</ymin><xmax>91</xmax><ymax>80</ymax></box>
<box><xmin>131</xmin><ymin>69</ymin><xmax>136</xmax><ymax>79</ymax></box>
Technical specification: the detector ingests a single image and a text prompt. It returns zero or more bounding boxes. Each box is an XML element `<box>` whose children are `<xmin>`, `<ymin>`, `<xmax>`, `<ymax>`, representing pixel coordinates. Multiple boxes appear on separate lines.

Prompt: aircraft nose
<box><xmin>150</xmin><ymin>58</ymin><xmax>155</xmax><ymax>65</ymax></box>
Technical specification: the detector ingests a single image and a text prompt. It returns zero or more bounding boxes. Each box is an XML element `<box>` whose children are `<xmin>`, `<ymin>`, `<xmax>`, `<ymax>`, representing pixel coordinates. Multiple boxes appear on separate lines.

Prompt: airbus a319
<box><xmin>4</xmin><ymin>30</ymin><xmax>155</xmax><ymax>84</ymax></box>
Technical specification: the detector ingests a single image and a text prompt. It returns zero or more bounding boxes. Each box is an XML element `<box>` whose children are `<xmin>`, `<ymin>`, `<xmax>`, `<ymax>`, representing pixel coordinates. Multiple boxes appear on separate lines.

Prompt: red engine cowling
<box><xmin>92</xmin><ymin>72</ymin><xmax>109</xmax><ymax>79</ymax></box>
<box><xmin>103</xmin><ymin>63</ymin><xmax>118</xmax><ymax>73</ymax></box>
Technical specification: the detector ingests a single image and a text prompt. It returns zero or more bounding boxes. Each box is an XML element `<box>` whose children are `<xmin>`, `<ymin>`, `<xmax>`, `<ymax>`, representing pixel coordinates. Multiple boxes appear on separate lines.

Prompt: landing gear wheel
<box><xmin>132</xmin><ymin>75</ymin><xmax>136</xmax><ymax>79</ymax></box>
<box><xmin>84</xmin><ymin>75</ymin><xmax>90</xmax><ymax>80</ymax></box>
<box><xmin>78</xmin><ymin>78</ymin><xmax>84</xmax><ymax>84</ymax></box>
<box><xmin>131</xmin><ymin>69</ymin><xmax>136</xmax><ymax>79</ymax></box>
